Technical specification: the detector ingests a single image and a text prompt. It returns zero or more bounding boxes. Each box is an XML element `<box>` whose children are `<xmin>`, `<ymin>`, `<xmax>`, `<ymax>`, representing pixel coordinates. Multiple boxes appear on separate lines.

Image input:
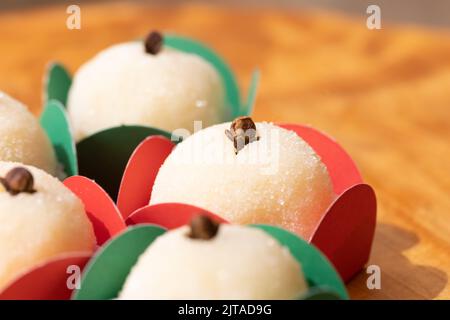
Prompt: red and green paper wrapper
<box><xmin>0</xmin><ymin>122</ymin><xmax>375</xmax><ymax>300</ymax></box>
<box><xmin>0</xmin><ymin>33</ymin><xmax>376</xmax><ymax>300</ymax></box>
<box><xmin>72</xmin><ymin>224</ymin><xmax>348</xmax><ymax>300</ymax></box>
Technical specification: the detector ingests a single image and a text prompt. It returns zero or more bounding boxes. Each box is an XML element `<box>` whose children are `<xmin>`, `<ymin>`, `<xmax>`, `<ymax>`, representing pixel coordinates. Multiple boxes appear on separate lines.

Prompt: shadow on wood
<box><xmin>348</xmin><ymin>223</ymin><xmax>448</xmax><ymax>299</ymax></box>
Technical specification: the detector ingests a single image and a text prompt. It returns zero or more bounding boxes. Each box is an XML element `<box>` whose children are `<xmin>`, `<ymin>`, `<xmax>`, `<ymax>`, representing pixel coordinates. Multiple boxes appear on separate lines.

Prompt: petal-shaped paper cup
<box><xmin>277</xmin><ymin>124</ymin><xmax>377</xmax><ymax>282</ymax></box>
<box><xmin>76</xmin><ymin>126</ymin><xmax>174</xmax><ymax>198</ymax></box>
<box><xmin>0</xmin><ymin>252</ymin><xmax>91</xmax><ymax>300</ymax></box>
<box><xmin>41</xmin><ymin>33</ymin><xmax>259</xmax><ymax>188</ymax></box>
<box><xmin>0</xmin><ymin>176</ymin><xmax>125</xmax><ymax>300</ymax></box>
<box><xmin>64</xmin><ymin>175</ymin><xmax>126</xmax><ymax>246</ymax></box>
<box><xmin>0</xmin><ymin>191</ymin><xmax>112</xmax><ymax>300</ymax></box>
<box><xmin>72</xmin><ymin>224</ymin><xmax>348</xmax><ymax>300</ymax></box>
<box><xmin>40</xmin><ymin>99</ymin><xmax>78</xmax><ymax>177</ymax></box>
<box><xmin>63</xmin><ymin>122</ymin><xmax>376</xmax><ymax>283</ymax></box>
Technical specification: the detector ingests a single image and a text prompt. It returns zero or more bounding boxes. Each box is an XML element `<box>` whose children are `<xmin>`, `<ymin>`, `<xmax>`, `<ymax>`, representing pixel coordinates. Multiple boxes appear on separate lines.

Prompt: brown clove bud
<box><xmin>2</xmin><ymin>167</ymin><xmax>36</xmax><ymax>196</ymax></box>
<box><xmin>188</xmin><ymin>215</ymin><xmax>220</xmax><ymax>240</ymax></box>
<box><xmin>225</xmin><ymin>116</ymin><xmax>260</xmax><ymax>154</ymax></box>
<box><xmin>145</xmin><ymin>30</ymin><xmax>163</xmax><ymax>55</ymax></box>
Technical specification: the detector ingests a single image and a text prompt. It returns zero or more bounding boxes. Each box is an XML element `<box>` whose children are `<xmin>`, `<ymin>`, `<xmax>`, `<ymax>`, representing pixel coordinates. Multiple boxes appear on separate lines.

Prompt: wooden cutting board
<box><xmin>0</xmin><ymin>2</ymin><xmax>448</xmax><ymax>299</ymax></box>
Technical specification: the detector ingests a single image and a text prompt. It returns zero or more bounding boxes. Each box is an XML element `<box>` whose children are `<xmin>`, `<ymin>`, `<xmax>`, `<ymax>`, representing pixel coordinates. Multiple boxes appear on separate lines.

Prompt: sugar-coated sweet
<box><xmin>118</xmin><ymin>224</ymin><xmax>307</xmax><ymax>299</ymax></box>
<box><xmin>0</xmin><ymin>162</ymin><xmax>96</xmax><ymax>290</ymax></box>
<box><xmin>150</xmin><ymin>121</ymin><xmax>335</xmax><ymax>239</ymax></box>
<box><xmin>67</xmin><ymin>41</ymin><xmax>226</xmax><ymax>141</ymax></box>
<box><xmin>0</xmin><ymin>92</ymin><xmax>58</xmax><ymax>176</ymax></box>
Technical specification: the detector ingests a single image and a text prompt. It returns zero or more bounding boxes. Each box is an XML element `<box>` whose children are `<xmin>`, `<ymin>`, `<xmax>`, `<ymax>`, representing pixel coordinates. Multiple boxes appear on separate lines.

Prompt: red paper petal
<box><xmin>64</xmin><ymin>176</ymin><xmax>126</xmax><ymax>245</ymax></box>
<box><xmin>0</xmin><ymin>253</ymin><xmax>91</xmax><ymax>300</ymax></box>
<box><xmin>126</xmin><ymin>203</ymin><xmax>228</xmax><ymax>229</ymax></box>
<box><xmin>117</xmin><ymin>136</ymin><xmax>175</xmax><ymax>220</ymax></box>
<box><xmin>311</xmin><ymin>184</ymin><xmax>377</xmax><ymax>282</ymax></box>
<box><xmin>278</xmin><ymin>124</ymin><xmax>362</xmax><ymax>195</ymax></box>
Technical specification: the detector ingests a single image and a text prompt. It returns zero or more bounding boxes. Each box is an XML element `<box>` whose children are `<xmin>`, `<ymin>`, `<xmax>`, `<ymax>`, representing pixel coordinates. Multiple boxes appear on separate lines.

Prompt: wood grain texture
<box><xmin>0</xmin><ymin>2</ymin><xmax>448</xmax><ymax>299</ymax></box>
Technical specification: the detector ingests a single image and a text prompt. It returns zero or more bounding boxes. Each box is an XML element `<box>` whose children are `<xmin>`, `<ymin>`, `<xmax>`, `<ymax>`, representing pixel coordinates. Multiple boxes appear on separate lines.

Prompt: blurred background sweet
<box><xmin>0</xmin><ymin>0</ymin><xmax>448</xmax><ymax>299</ymax></box>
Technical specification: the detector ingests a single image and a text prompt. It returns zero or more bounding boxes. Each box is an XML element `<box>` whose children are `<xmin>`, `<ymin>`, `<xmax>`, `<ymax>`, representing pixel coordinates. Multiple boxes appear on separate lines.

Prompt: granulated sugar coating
<box><xmin>67</xmin><ymin>42</ymin><xmax>226</xmax><ymax>141</ymax></box>
<box><xmin>0</xmin><ymin>162</ymin><xmax>96</xmax><ymax>290</ymax></box>
<box><xmin>150</xmin><ymin>122</ymin><xmax>335</xmax><ymax>240</ymax></box>
<box><xmin>0</xmin><ymin>92</ymin><xmax>58</xmax><ymax>176</ymax></box>
<box><xmin>118</xmin><ymin>225</ymin><xmax>307</xmax><ymax>299</ymax></box>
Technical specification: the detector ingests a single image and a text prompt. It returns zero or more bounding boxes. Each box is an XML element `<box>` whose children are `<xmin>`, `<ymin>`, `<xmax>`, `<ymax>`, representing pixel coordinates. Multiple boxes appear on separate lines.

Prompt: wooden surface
<box><xmin>0</xmin><ymin>2</ymin><xmax>449</xmax><ymax>299</ymax></box>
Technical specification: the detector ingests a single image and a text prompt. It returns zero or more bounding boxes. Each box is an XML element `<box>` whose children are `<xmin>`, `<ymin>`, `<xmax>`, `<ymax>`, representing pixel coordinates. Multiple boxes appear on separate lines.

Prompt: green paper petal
<box><xmin>73</xmin><ymin>225</ymin><xmax>166</xmax><ymax>300</ymax></box>
<box><xmin>75</xmin><ymin>224</ymin><xmax>347</xmax><ymax>300</ymax></box>
<box><xmin>251</xmin><ymin>224</ymin><xmax>349</xmax><ymax>300</ymax></box>
<box><xmin>164</xmin><ymin>34</ymin><xmax>242</xmax><ymax>119</ymax></box>
<box><xmin>76</xmin><ymin>125</ymin><xmax>175</xmax><ymax>200</ymax></box>
<box><xmin>40</xmin><ymin>100</ymin><xmax>78</xmax><ymax>177</ymax></box>
<box><xmin>45</xmin><ymin>62</ymin><xmax>72</xmax><ymax>107</ymax></box>
<box><xmin>301</xmin><ymin>286</ymin><xmax>342</xmax><ymax>300</ymax></box>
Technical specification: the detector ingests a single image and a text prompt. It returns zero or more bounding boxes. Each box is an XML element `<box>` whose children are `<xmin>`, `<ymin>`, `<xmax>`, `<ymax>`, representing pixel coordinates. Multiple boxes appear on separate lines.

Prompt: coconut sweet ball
<box><xmin>67</xmin><ymin>31</ymin><xmax>226</xmax><ymax>141</ymax></box>
<box><xmin>0</xmin><ymin>162</ymin><xmax>96</xmax><ymax>290</ymax></box>
<box><xmin>0</xmin><ymin>91</ymin><xmax>58</xmax><ymax>176</ymax></box>
<box><xmin>151</xmin><ymin>117</ymin><xmax>335</xmax><ymax>239</ymax></box>
<box><xmin>119</xmin><ymin>216</ymin><xmax>307</xmax><ymax>299</ymax></box>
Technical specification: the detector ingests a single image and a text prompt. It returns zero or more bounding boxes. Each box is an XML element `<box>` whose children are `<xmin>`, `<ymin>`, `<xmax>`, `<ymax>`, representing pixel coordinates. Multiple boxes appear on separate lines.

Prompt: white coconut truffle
<box><xmin>119</xmin><ymin>223</ymin><xmax>307</xmax><ymax>299</ymax></box>
<box><xmin>0</xmin><ymin>162</ymin><xmax>96</xmax><ymax>290</ymax></box>
<box><xmin>0</xmin><ymin>92</ymin><xmax>58</xmax><ymax>176</ymax></box>
<box><xmin>67</xmin><ymin>40</ymin><xmax>226</xmax><ymax>141</ymax></box>
<box><xmin>151</xmin><ymin>121</ymin><xmax>335</xmax><ymax>239</ymax></box>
